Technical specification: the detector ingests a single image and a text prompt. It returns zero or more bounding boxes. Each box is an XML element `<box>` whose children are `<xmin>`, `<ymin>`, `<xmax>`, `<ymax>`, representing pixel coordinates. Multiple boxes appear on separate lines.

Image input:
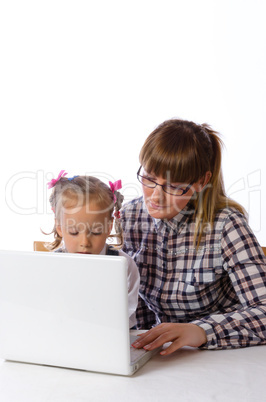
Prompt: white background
<box><xmin>1</xmin><ymin>0</ymin><xmax>265</xmax><ymax>251</ymax></box>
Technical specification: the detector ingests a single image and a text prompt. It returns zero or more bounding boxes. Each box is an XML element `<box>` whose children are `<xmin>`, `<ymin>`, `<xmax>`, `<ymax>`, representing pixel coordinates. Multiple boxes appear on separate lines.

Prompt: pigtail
<box><xmin>42</xmin><ymin>175</ymin><xmax>69</xmax><ymax>250</ymax></box>
<box><xmin>111</xmin><ymin>189</ymin><xmax>124</xmax><ymax>248</ymax></box>
<box><xmin>192</xmin><ymin>124</ymin><xmax>223</xmax><ymax>247</ymax></box>
<box><xmin>42</xmin><ymin>226</ymin><xmax>63</xmax><ymax>251</ymax></box>
<box><xmin>108</xmin><ymin>181</ymin><xmax>124</xmax><ymax>249</ymax></box>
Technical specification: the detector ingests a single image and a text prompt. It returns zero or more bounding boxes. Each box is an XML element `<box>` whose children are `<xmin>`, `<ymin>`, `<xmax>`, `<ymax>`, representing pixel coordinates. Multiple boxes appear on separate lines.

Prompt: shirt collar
<box><xmin>152</xmin><ymin>204</ymin><xmax>193</xmax><ymax>232</ymax></box>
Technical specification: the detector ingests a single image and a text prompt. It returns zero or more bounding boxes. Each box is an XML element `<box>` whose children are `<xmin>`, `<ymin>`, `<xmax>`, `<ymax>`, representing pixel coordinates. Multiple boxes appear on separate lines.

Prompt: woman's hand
<box><xmin>132</xmin><ymin>323</ymin><xmax>207</xmax><ymax>355</ymax></box>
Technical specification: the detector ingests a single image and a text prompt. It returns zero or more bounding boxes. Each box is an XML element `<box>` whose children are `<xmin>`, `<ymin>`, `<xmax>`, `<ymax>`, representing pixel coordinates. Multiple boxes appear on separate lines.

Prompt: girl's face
<box><xmin>141</xmin><ymin>168</ymin><xmax>208</xmax><ymax>220</ymax></box>
<box><xmin>56</xmin><ymin>202</ymin><xmax>113</xmax><ymax>254</ymax></box>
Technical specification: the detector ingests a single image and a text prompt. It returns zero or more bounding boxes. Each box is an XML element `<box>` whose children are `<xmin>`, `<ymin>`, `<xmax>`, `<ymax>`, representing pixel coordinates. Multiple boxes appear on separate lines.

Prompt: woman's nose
<box><xmin>150</xmin><ymin>184</ymin><xmax>165</xmax><ymax>200</ymax></box>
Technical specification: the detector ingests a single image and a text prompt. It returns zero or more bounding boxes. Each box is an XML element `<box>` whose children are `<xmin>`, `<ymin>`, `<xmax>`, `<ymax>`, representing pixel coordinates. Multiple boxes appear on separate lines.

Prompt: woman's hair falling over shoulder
<box><xmin>139</xmin><ymin>118</ymin><xmax>246</xmax><ymax>246</ymax></box>
<box><xmin>45</xmin><ymin>175</ymin><xmax>124</xmax><ymax>250</ymax></box>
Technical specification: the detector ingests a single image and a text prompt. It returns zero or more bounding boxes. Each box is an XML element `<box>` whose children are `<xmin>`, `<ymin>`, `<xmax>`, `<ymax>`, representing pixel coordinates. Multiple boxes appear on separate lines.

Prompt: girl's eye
<box><xmin>69</xmin><ymin>231</ymin><xmax>79</xmax><ymax>236</ymax></box>
<box><xmin>91</xmin><ymin>231</ymin><xmax>102</xmax><ymax>236</ymax></box>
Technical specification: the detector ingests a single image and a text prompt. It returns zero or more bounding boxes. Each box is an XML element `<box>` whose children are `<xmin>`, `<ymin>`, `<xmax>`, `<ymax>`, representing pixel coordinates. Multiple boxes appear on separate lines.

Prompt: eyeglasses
<box><xmin>137</xmin><ymin>167</ymin><xmax>192</xmax><ymax>196</ymax></box>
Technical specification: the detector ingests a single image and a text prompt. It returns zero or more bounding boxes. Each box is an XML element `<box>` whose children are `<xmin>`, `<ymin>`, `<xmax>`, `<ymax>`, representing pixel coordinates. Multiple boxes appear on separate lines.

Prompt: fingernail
<box><xmin>160</xmin><ymin>350</ymin><xmax>166</xmax><ymax>355</ymax></box>
<box><xmin>144</xmin><ymin>344</ymin><xmax>151</xmax><ymax>350</ymax></box>
<box><xmin>133</xmin><ymin>341</ymin><xmax>140</xmax><ymax>347</ymax></box>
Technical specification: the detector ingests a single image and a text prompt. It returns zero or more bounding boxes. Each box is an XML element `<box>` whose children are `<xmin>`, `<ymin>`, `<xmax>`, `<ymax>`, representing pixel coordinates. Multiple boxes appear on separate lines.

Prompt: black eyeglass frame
<box><xmin>137</xmin><ymin>167</ymin><xmax>192</xmax><ymax>196</ymax></box>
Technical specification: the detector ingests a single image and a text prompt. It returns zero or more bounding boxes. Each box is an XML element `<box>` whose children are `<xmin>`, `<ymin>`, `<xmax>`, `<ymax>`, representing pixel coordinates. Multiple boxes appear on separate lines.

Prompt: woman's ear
<box><xmin>194</xmin><ymin>171</ymin><xmax>212</xmax><ymax>192</ymax></box>
<box><xmin>202</xmin><ymin>171</ymin><xmax>212</xmax><ymax>187</ymax></box>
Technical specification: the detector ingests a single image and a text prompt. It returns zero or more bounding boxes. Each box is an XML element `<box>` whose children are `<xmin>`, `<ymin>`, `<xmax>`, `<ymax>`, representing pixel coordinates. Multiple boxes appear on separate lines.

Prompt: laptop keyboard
<box><xmin>130</xmin><ymin>335</ymin><xmax>148</xmax><ymax>363</ymax></box>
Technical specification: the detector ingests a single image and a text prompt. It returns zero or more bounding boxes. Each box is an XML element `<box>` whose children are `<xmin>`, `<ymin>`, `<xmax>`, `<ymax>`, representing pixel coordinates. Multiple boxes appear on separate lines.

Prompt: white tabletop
<box><xmin>0</xmin><ymin>344</ymin><xmax>265</xmax><ymax>402</ymax></box>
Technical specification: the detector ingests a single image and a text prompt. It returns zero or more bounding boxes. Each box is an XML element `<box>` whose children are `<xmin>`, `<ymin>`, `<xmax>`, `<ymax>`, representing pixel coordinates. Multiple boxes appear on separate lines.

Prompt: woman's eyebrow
<box><xmin>143</xmin><ymin>170</ymin><xmax>185</xmax><ymax>186</ymax></box>
<box><xmin>143</xmin><ymin>170</ymin><xmax>156</xmax><ymax>178</ymax></box>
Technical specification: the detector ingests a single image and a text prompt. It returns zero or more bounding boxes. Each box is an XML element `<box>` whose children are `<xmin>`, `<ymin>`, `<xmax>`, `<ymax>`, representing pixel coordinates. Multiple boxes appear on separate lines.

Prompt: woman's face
<box><xmin>140</xmin><ymin>168</ymin><xmax>204</xmax><ymax>220</ymax></box>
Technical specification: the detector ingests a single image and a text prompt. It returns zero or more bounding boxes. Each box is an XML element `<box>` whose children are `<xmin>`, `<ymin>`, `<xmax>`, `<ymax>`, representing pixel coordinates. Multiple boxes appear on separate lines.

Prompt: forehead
<box><xmin>59</xmin><ymin>202</ymin><xmax>112</xmax><ymax>224</ymax></box>
<box><xmin>142</xmin><ymin>166</ymin><xmax>185</xmax><ymax>185</ymax></box>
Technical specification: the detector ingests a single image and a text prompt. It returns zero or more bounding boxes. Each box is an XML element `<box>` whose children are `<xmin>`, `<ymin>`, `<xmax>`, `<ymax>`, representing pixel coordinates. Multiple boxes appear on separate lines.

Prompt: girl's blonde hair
<box><xmin>46</xmin><ymin>175</ymin><xmax>124</xmax><ymax>250</ymax></box>
<box><xmin>139</xmin><ymin>119</ymin><xmax>245</xmax><ymax>246</ymax></box>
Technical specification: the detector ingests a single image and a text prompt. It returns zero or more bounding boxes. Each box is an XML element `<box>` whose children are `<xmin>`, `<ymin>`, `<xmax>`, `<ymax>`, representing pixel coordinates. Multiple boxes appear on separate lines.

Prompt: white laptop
<box><xmin>0</xmin><ymin>250</ymin><xmax>160</xmax><ymax>376</ymax></box>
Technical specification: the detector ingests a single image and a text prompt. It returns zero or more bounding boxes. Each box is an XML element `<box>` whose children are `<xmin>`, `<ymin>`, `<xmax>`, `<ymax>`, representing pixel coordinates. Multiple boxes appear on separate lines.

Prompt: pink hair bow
<box><xmin>109</xmin><ymin>179</ymin><xmax>122</xmax><ymax>202</ymax></box>
<box><xmin>47</xmin><ymin>170</ymin><xmax>68</xmax><ymax>189</ymax></box>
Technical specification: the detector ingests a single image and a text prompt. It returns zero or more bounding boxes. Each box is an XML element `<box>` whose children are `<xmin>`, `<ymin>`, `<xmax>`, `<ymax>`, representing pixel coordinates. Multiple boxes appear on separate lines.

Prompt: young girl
<box><xmin>121</xmin><ymin>119</ymin><xmax>266</xmax><ymax>355</ymax></box>
<box><xmin>46</xmin><ymin>171</ymin><xmax>140</xmax><ymax>328</ymax></box>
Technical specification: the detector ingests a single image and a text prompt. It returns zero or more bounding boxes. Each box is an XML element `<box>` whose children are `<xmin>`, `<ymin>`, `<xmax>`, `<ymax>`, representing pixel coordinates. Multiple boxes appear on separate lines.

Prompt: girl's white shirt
<box><xmin>100</xmin><ymin>244</ymin><xmax>140</xmax><ymax>328</ymax></box>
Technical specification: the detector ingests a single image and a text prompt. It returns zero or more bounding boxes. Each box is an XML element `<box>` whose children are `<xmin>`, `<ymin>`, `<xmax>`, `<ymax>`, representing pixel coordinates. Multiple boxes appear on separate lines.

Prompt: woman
<box><xmin>121</xmin><ymin>118</ymin><xmax>266</xmax><ymax>355</ymax></box>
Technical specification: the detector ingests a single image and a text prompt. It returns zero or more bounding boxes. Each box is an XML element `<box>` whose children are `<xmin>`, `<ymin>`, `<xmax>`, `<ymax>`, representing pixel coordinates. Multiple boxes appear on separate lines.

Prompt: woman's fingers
<box><xmin>160</xmin><ymin>339</ymin><xmax>185</xmax><ymax>355</ymax></box>
<box><xmin>132</xmin><ymin>324</ymin><xmax>177</xmax><ymax>349</ymax></box>
<box><xmin>132</xmin><ymin>323</ymin><xmax>207</xmax><ymax>355</ymax></box>
<box><xmin>132</xmin><ymin>330</ymin><xmax>159</xmax><ymax>348</ymax></box>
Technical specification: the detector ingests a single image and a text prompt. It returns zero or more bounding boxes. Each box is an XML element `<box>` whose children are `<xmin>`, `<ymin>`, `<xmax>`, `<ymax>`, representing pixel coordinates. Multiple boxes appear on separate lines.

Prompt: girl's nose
<box><xmin>80</xmin><ymin>232</ymin><xmax>91</xmax><ymax>247</ymax></box>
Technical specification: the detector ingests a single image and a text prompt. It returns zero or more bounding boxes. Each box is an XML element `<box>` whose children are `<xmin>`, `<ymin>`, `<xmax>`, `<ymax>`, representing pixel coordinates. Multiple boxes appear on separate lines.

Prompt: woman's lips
<box><xmin>149</xmin><ymin>201</ymin><xmax>165</xmax><ymax>210</ymax></box>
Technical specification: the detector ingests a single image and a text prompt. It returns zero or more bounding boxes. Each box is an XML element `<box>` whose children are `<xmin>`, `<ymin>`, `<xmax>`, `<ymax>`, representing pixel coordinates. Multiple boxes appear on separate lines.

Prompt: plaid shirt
<box><xmin>121</xmin><ymin>196</ymin><xmax>266</xmax><ymax>349</ymax></box>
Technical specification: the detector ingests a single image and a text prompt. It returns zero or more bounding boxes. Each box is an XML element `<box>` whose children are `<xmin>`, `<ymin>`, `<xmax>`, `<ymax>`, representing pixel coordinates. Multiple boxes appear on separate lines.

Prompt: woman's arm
<box><xmin>191</xmin><ymin>213</ymin><xmax>266</xmax><ymax>349</ymax></box>
<box><xmin>133</xmin><ymin>213</ymin><xmax>266</xmax><ymax>353</ymax></box>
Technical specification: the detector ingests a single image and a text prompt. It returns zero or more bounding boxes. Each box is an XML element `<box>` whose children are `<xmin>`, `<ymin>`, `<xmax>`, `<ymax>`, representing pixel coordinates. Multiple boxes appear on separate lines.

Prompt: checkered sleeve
<box><xmin>192</xmin><ymin>212</ymin><xmax>266</xmax><ymax>349</ymax></box>
<box><xmin>135</xmin><ymin>296</ymin><xmax>157</xmax><ymax>329</ymax></box>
